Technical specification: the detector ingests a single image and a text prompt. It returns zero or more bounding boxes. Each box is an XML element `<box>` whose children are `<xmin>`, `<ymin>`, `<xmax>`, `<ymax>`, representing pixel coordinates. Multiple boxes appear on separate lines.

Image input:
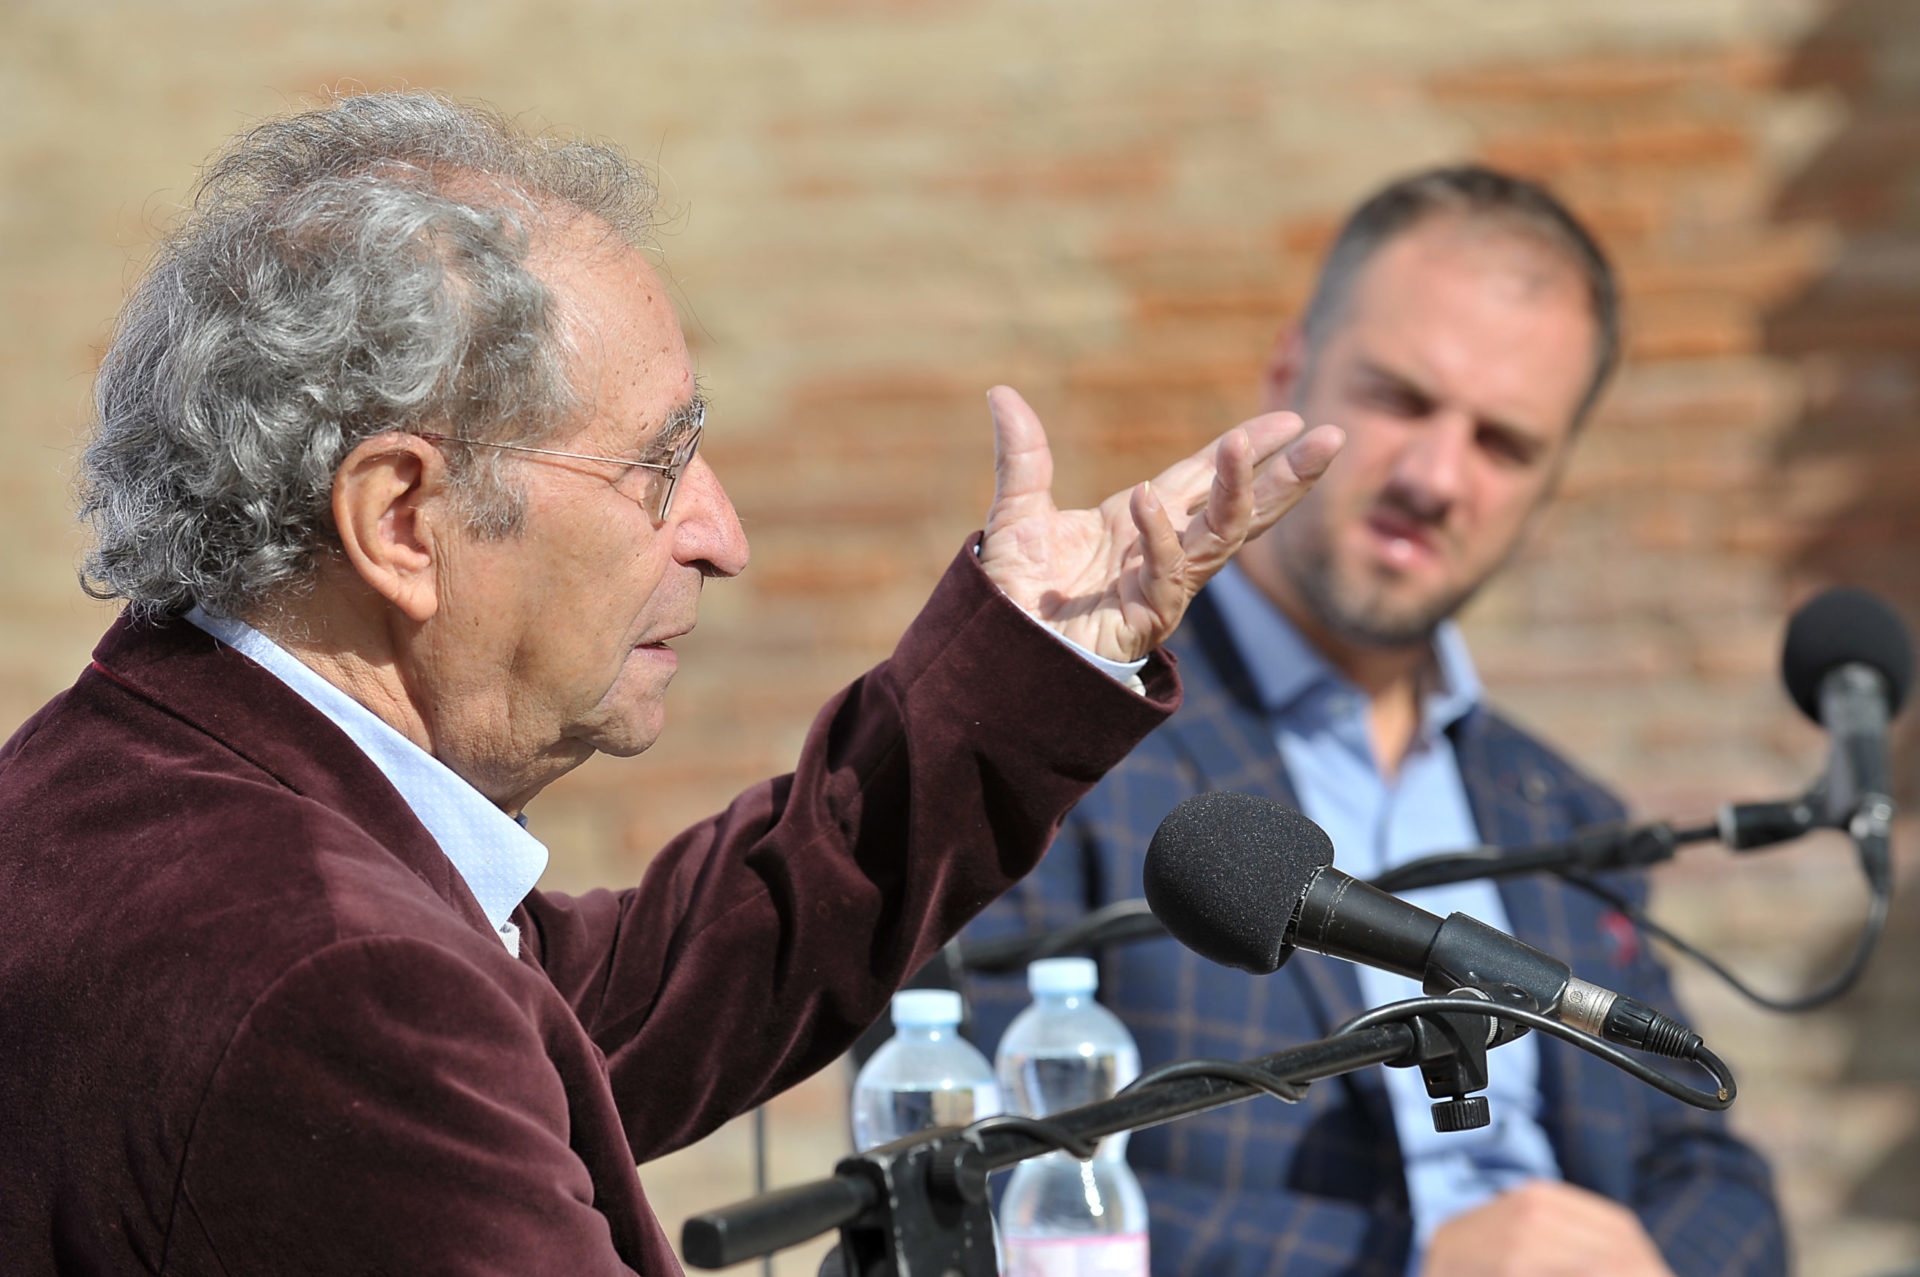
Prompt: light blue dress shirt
<box><xmin>1205</xmin><ymin>564</ymin><xmax>1563</xmax><ymax>1269</ymax></box>
<box><xmin>187</xmin><ymin>608</ymin><xmax>548</xmax><ymax>955</ymax></box>
<box><xmin>186</xmin><ymin>598</ymin><xmax>1139</xmax><ymax>959</ymax></box>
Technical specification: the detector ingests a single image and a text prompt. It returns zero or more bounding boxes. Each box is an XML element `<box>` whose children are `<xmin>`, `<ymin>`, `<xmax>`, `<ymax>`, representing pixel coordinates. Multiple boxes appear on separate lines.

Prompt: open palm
<box><xmin>978</xmin><ymin>386</ymin><xmax>1343</xmax><ymax>664</ymax></box>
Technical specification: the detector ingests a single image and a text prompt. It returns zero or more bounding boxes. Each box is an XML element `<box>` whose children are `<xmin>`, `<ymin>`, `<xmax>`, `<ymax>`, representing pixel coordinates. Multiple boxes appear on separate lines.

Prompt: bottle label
<box><xmin>1003</xmin><ymin>1233</ymin><xmax>1148</xmax><ymax>1277</ymax></box>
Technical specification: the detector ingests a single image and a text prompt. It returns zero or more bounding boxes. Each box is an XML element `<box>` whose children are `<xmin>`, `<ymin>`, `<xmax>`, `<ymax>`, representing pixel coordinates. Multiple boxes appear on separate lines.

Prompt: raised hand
<box><xmin>977</xmin><ymin>385</ymin><xmax>1343</xmax><ymax>664</ymax></box>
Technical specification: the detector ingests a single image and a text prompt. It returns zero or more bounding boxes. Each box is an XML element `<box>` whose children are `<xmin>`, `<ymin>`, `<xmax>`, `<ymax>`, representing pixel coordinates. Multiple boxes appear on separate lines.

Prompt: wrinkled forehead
<box><xmin>529</xmin><ymin>212</ymin><xmax>694</xmax><ymax>442</ymax></box>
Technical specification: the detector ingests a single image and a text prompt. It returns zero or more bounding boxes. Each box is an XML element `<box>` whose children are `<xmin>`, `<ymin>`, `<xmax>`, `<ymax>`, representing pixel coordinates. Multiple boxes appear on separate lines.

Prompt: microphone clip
<box><xmin>1384</xmin><ymin>995</ymin><xmax>1495</xmax><ymax>1133</ymax></box>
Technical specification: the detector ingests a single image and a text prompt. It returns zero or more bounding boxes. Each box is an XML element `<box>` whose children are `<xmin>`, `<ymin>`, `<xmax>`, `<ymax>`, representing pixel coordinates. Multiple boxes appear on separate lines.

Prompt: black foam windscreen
<box><xmin>1143</xmin><ymin>790</ymin><xmax>1335</xmax><ymax>975</ymax></box>
<box><xmin>1781</xmin><ymin>587</ymin><xmax>1916</xmax><ymax>722</ymax></box>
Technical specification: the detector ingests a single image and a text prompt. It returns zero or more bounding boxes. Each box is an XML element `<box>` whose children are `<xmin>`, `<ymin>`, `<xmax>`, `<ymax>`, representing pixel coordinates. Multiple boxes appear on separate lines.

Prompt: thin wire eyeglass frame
<box><xmin>417</xmin><ymin>400</ymin><xmax>705</xmax><ymax>525</ymax></box>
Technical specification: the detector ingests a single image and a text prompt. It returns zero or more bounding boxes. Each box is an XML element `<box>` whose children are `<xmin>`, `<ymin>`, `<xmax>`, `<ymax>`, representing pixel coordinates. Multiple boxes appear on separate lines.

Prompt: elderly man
<box><xmin>0</xmin><ymin>94</ymin><xmax>1341</xmax><ymax>1274</ymax></box>
<box><xmin>963</xmin><ymin>167</ymin><xmax>1787</xmax><ymax>1276</ymax></box>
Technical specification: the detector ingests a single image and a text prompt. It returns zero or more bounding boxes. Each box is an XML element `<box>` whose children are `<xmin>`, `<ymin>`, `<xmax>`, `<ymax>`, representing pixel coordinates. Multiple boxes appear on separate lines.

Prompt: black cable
<box><xmin>964</xmin><ymin>1114</ymin><xmax>1098</xmax><ymax>1161</ymax></box>
<box><xmin>1101</xmin><ymin>996</ymin><xmax>1732</xmax><ymax>1121</ymax></box>
<box><xmin>1121</xmin><ymin>1058</ymin><xmax>1310</xmax><ymax>1104</ymax></box>
<box><xmin>1558</xmin><ymin>868</ymin><xmax>1891</xmax><ymax>1013</ymax></box>
<box><xmin>1332</xmin><ymin>996</ymin><xmax>1734</xmax><ymax>1111</ymax></box>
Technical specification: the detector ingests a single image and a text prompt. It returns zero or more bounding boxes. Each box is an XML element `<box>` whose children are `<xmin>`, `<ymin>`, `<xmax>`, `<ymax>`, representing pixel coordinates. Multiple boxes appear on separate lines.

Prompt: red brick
<box><xmin>1276</xmin><ymin>214</ymin><xmax>1340</xmax><ymax>258</ymax></box>
<box><xmin>1478</xmin><ymin>121</ymin><xmax>1754</xmax><ymax>177</ymax></box>
<box><xmin>1773</xmin><ymin>113</ymin><xmax>1920</xmax><ymax>225</ymax></box>
<box><xmin>1130</xmin><ymin>283</ymin><xmax>1289</xmax><ymax>326</ymax></box>
<box><xmin>927</xmin><ymin>143</ymin><xmax>1174</xmax><ymax>201</ymax></box>
<box><xmin>1427</xmin><ymin>47</ymin><xmax>1779</xmax><ymax>106</ymax></box>
<box><xmin>1064</xmin><ymin>351</ymin><xmax>1262</xmax><ymax>397</ymax></box>
<box><xmin>745</xmin><ymin>548</ymin><xmax>916</xmax><ymax>599</ymax></box>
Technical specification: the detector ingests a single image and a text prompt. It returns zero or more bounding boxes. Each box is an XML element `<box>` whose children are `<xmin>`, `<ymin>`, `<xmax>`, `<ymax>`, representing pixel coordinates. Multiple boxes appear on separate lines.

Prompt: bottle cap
<box><xmin>890</xmin><ymin>988</ymin><xmax>964</xmax><ymax>1028</ymax></box>
<box><xmin>1028</xmin><ymin>956</ymin><xmax>1098</xmax><ymax>997</ymax></box>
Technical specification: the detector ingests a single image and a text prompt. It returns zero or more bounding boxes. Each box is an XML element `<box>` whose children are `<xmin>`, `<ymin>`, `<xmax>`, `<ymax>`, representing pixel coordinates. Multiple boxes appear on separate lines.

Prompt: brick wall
<box><xmin>4</xmin><ymin>1</ymin><xmax>1915</xmax><ymax>1272</ymax></box>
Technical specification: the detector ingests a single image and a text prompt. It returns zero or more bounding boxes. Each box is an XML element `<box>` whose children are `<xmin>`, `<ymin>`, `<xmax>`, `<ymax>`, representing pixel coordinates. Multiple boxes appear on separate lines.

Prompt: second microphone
<box><xmin>1142</xmin><ymin>790</ymin><xmax>1703</xmax><ymax>1060</ymax></box>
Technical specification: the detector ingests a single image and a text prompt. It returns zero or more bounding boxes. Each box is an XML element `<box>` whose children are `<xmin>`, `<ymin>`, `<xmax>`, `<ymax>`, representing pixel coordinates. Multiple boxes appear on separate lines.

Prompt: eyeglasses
<box><xmin>418</xmin><ymin>400</ymin><xmax>704</xmax><ymax>525</ymax></box>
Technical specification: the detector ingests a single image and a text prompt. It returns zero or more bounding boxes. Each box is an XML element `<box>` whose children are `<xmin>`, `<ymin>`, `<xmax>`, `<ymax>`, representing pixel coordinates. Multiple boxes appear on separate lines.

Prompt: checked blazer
<box><xmin>963</xmin><ymin>587</ymin><xmax>1787</xmax><ymax>1277</ymax></box>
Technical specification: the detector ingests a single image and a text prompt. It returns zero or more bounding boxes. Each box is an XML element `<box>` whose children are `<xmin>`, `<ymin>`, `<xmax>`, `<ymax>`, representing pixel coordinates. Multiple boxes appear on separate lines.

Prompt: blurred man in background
<box><xmin>0</xmin><ymin>92</ymin><xmax>1344</xmax><ymax>1274</ymax></box>
<box><xmin>964</xmin><ymin>167</ymin><xmax>1787</xmax><ymax>1277</ymax></box>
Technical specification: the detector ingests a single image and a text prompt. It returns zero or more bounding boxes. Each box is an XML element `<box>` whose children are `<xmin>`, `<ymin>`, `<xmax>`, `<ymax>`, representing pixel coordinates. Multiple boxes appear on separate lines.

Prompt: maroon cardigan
<box><xmin>0</xmin><ymin>544</ymin><xmax>1177</xmax><ymax>1275</ymax></box>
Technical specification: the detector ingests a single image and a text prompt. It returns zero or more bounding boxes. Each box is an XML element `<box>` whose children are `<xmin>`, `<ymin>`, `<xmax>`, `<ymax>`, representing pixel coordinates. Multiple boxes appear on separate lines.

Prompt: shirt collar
<box><xmin>1425</xmin><ymin>620</ymin><xmax>1482</xmax><ymax>734</ymax></box>
<box><xmin>185</xmin><ymin>607</ymin><xmax>547</xmax><ymax>951</ymax></box>
<box><xmin>1205</xmin><ymin>561</ymin><xmax>1481</xmax><ymax>735</ymax></box>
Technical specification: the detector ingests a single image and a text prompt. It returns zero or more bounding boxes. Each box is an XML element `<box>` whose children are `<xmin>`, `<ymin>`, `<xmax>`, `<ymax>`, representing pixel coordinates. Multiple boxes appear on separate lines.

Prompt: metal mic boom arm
<box><xmin>1371</xmin><ymin>820</ymin><xmax>1712</xmax><ymax>893</ymax></box>
<box><xmin>681</xmin><ymin>998</ymin><xmax>1738</xmax><ymax>1274</ymax></box>
<box><xmin>1373</xmin><ymin>784</ymin><xmax>1851</xmax><ymax>895</ymax></box>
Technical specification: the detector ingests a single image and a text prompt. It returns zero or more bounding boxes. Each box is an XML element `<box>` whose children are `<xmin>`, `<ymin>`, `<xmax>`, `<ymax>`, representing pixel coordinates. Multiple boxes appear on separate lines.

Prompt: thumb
<box><xmin>987</xmin><ymin>385</ymin><xmax>1056</xmax><ymax>527</ymax></box>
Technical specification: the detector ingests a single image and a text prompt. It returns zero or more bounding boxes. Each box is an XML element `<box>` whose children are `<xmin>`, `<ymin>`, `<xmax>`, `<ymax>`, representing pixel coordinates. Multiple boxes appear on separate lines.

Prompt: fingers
<box><xmin>1179</xmin><ymin>427</ymin><xmax>1256</xmax><ymax>571</ymax></box>
<box><xmin>986</xmin><ymin>385</ymin><xmax>1056</xmax><ymax>528</ymax></box>
<box><xmin>1162</xmin><ymin>415</ymin><xmax>1342</xmax><ymax>552</ymax></box>
<box><xmin>1238</xmin><ymin>409</ymin><xmax>1313</xmax><ymax>466</ymax></box>
<box><xmin>1155</xmin><ymin>411</ymin><xmax>1307</xmax><ymax>514</ymax></box>
<box><xmin>1129</xmin><ymin>480</ymin><xmax>1187</xmax><ymax>624</ymax></box>
<box><xmin>1245</xmin><ymin>423</ymin><xmax>1344</xmax><ymax>527</ymax></box>
<box><xmin>1283</xmin><ymin>423</ymin><xmax>1343</xmax><ymax>483</ymax></box>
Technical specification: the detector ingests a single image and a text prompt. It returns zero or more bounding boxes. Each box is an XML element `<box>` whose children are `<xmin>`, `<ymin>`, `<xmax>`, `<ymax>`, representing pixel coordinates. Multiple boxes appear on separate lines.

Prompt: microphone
<box><xmin>1143</xmin><ymin>791</ymin><xmax>1702</xmax><ymax>1059</ymax></box>
<box><xmin>1776</xmin><ymin>587</ymin><xmax>1913</xmax><ymax>888</ymax></box>
<box><xmin>1378</xmin><ymin>589</ymin><xmax>1913</xmax><ymax>893</ymax></box>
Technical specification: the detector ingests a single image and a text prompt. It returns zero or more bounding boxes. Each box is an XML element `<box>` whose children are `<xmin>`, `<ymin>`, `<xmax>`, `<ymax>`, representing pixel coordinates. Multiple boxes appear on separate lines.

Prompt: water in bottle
<box><xmin>995</xmin><ymin>958</ymin><xmax>1149</xmax><ymax>1277</ymax></box>
<box><xmin>851</xmin><ymin>988</ymin><xmax>1001</xmax><ymax>1151</ymax></box>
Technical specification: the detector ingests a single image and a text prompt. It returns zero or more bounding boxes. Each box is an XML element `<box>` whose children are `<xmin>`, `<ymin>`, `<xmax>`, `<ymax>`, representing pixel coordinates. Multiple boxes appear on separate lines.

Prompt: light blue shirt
<box><xmin>1206</xmin><ymin>564</ymin><xmax>1562</xmax><ymax>1268</ymax></box>
<box><xmin>187</xmin><ymin>608</ymin><xmax>548</xmax><ymax>956</ymax></box>
<box><xmin>186</xmin><ymin>599</ymin><xmax>1140</xmax><ymax>959</ymax></box>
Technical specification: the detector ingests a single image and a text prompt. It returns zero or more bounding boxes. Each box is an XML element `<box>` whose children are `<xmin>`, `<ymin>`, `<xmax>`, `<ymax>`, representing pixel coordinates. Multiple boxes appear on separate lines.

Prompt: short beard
<box><xmin>1295</xmin><ymin>558</ymin><xmax>1471</xmax><ymax>649</ymax></box>
<box><xmin>1279</xmin><ymin>514</ymin><xmax>1478</xmax><ymax>650</ymax></box>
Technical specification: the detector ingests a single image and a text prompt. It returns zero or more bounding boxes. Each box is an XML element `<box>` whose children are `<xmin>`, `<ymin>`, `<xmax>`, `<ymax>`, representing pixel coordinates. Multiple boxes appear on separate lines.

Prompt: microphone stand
<box><xmin>956</xmin><ymin>787</ymin><xmax>1888</xmax><ymax>1012</ymax></box>
<box><xmin>1372</xmin><ymin>788</ymin><xmax>1869</xmax><ymax>893</ymax></box>
<box><xmin>683</xmin><ymin>995</ymin><xmax>1738</xmax><ymax>1274</ymax></box>
<box><xmin>1370</xmin><ymin>819</ymin><xmax>1717</xmax><ymax>893</ymax></box>
<box><xmin>1373</xmin><ymin>788</ymin><xmax>1895</xmax><ymax>1013</ymax></box>
<box><xmin>953</xmin><ymin>815</ymin><xmax>1755</xmax><ymax>973</ymax></box>
<box><xmin>951</xmin><ymin>820</ymin><xmax>1721</xmax><ymax>974</ymax></box>
<box><xmin>684</xmin><ymin>1015</ymin><xmax>1456</xmax><ymax>1274</ymax></box>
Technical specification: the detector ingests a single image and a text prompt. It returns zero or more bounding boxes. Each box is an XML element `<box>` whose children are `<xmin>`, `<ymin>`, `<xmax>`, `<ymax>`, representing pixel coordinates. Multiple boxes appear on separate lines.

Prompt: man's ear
<box><xmin>1261</xmin><ymin>325</ymin><xmax>1310</xmax><ymax>413</ymax></box>
<box><xmin>330</xmin><ymin>433</ymin><xmax>447</xmax><ymax>624</ymax></box>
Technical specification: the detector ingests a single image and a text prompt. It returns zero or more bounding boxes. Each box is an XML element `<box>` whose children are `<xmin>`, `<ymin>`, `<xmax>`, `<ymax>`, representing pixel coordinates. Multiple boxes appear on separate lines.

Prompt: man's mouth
<box><xmin>637</xmin><ymin>624</ymin><xmax>694</xmax><ymax>652</ymax></box>
<box><xmin>1362</xmin><ymin>507</ymin><xmax>1440</xmax><ymax>568</ymax></box>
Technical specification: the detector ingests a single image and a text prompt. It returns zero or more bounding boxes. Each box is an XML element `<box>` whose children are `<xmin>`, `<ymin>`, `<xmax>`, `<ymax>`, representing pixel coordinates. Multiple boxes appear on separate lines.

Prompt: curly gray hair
<box><xmin>79</xmin><ymin>91</ymin><xmax>658</xmax><ymax>619</ymax></box>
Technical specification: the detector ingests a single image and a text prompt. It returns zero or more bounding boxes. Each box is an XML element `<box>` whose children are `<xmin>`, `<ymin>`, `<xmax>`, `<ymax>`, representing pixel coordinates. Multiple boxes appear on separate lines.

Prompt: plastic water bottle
<box><xmin>995</xmin><ymin>958</ymin><xmax>1149</xmax><ymax>1277</ymax></box>
<box><xmin>851</xmin><ymin>989</ymin><xmax>1001</xmax><ymax>1151</ymax></box>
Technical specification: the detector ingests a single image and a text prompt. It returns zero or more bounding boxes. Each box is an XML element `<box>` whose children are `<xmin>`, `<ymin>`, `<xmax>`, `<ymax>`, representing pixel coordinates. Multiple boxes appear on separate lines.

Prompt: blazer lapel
<box><xmin>1159</xmin><ymin>592</ymin><xmax>1304</xmax><ymax>810</ymax></box>
<box><xmin>1454</xmin><ymin>709</ymin><xmax>1602</xmax><ymax>1187</ymax></box>
<box><xmin>1161</xmin><ymin>590</ymin><xmax>1381</xmax><ymax>1109</ymax></box>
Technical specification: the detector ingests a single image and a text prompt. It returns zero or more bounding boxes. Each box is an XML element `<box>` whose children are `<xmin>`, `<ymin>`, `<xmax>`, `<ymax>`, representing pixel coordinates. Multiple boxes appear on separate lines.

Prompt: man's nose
<box><xmin>670</xmin><ymin>455</ymin><xmax>750</xmax><ymax>578</ymax></box>
<box><xmin>1392</xmin><ymin>410</ymin><xmax>1473</xmax><ymax>514</ymax></box>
